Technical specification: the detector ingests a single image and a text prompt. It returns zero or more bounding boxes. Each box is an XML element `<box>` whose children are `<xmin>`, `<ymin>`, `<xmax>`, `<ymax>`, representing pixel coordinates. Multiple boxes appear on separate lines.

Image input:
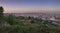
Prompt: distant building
<box><xmin>49</xmin><ymin>17</ymin><xmax>56</xmax><ymax>21</ymax></box>
<box><xmin>48</xmin><ymin>16</ymin><xmax>60</xmax><ymax>25</ymax></box>
<box><xmin>55</xmin><ymin>16</ymin><xmax>60</xmax><ymax>20</ymax></box>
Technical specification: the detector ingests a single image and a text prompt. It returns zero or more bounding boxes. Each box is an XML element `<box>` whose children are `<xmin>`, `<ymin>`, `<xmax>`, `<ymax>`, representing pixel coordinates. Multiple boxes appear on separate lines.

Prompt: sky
<box><xmin>0</xmin><ymin>0</ymin><xmax>60</xmax><ymax>13</ymax></box>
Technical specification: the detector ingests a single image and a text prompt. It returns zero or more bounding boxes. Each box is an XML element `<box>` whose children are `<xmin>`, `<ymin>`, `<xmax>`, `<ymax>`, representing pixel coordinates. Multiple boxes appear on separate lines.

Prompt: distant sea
<box><xmin>3</xmin><ymin>13</ymin><xmax>60</xmax><ymax>17</ymax></box>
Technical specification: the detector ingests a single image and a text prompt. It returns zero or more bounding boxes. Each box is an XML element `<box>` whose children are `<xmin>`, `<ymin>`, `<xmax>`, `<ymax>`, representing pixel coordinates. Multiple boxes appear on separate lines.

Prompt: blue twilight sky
<box><xmin>0</xmin><ymin>0</ymin><xmax>60</xmax><ymax>13</ymax></box>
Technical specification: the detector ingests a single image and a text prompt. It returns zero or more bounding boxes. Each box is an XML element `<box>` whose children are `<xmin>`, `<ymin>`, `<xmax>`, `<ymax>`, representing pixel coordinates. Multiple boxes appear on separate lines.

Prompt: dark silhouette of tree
<box><xmin>31</xmin><ymin>20</ymin><xmax>35</xmax><ymax>24</ymax></box>
<box><xmin>0</xmin><ymin>6</ymin><xmax>4</xmax><ymax>16</ymax></box>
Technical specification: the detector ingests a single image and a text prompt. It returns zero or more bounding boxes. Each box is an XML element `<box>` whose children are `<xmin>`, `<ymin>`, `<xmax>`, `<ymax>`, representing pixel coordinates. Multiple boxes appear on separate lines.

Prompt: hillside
<box><xmin>0</xmin><ymin>15</ymin><xmax>60</xmax><ymax>33</ymax></box>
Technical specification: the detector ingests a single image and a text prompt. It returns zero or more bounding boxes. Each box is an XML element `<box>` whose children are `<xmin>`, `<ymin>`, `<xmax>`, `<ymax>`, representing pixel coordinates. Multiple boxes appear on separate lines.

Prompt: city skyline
<box><xmin>0</xmin><ymin>0</ymin><xmax>60</xmax><ymax>13</ymax></box>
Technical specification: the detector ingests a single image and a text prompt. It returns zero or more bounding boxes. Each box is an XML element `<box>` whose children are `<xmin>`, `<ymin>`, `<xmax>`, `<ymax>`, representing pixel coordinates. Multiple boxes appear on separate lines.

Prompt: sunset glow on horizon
<box><xmin>0</xmin><ymin>0</ymin><xmax>60</xmax><ymax>13</ymax></box>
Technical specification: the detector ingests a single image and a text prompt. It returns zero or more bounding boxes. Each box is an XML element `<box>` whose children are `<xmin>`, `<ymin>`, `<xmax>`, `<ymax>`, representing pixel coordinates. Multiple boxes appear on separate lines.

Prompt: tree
<box><xmin>0</xmin><ymin>6</ymin><xmax>4</xmax><ymax>16</ymax></box>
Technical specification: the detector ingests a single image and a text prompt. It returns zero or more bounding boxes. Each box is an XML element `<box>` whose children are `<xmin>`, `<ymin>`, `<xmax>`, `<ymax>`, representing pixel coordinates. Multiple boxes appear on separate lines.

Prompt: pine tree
<box><xmin>0</xmin><ymin>6</ymin><xmax>4</xmax><ymax>16</ymax></box>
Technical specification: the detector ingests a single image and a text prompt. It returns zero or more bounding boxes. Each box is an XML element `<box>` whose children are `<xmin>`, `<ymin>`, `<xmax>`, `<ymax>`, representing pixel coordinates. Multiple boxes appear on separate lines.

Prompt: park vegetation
<box><xmin>0</xmin><ymin>6</ymin><xmax>60</xmax><ymax>33</ymax></box>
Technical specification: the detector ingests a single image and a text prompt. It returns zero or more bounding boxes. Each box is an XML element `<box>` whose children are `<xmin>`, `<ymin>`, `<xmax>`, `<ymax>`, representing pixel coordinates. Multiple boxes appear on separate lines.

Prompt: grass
<box><xmin>0</xmin><ymin>14</ymin><xmax>60</xmax><ymax>33</ymax></box>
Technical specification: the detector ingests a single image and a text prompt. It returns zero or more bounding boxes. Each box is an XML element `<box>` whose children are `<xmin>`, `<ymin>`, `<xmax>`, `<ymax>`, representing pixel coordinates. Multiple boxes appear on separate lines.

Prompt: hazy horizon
<box><xmin>0</xmin><ymin>0</ymin><xmax>60</xmax><ymax>13</ymax></box>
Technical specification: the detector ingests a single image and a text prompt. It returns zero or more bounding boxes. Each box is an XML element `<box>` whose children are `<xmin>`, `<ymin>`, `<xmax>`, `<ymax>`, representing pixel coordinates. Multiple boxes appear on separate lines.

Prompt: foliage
<box><xmin>0</xmin><ymin>6</ymin><xmax>4</xmax><ymax>16</ymax></box>
<box><xmin>0</xmin><ymin>15</ymin><xmax>60</xmax><ymax>33</ymax></box>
